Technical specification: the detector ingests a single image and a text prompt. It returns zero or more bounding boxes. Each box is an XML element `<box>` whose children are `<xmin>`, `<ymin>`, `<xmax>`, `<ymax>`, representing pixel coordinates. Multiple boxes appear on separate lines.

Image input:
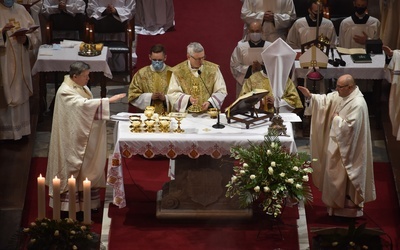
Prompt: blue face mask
<box><xmin>151</xmin><ymin>60</ymin><xmax>164</xmax><ymax>71</ymax></box>
<box><xmin>3</xmin><ymin>0</ymin><xmax>14</xmax><ymax>8</ymax></box>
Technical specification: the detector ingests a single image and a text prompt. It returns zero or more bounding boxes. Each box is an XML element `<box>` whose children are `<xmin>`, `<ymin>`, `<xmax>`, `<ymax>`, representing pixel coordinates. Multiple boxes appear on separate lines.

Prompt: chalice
<box><xmin>144</xmin><ymin>106</ymin><xmax>155</xmax><ymax>119</ymax></box>
<box><xmin>129</xmin><ymin>115</ymin><xmax>142</xmax><ymax>133</ymax></box>
<box><xmin>159</xmin><ymin>116</ymin><xmax>171</xmax><ymax>133</ymax></box>
<box><xmin>144</xmin><ymin>119</ymin><xmax>156</xmax><ymax>133</ymax></box>
<box><xmin>169</xmin><ymin>112</ymin><xmax>187</xmax><ymax>133</ymax></box>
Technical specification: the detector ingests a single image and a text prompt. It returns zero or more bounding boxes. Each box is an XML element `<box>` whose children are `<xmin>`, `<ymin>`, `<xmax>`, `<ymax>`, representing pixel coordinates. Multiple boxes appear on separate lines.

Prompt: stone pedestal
<box><xmin>156</xmin><ymin>155</ymin><xmax>252</xmax><ymax>219</ymax></box>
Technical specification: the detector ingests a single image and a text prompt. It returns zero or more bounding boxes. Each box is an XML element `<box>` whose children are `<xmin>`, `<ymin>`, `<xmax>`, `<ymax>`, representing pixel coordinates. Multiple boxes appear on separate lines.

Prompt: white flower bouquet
<box><xmin>226</xmin><ymin>134</ymin><xmax>314</xmax><ymax>217</ymax></box>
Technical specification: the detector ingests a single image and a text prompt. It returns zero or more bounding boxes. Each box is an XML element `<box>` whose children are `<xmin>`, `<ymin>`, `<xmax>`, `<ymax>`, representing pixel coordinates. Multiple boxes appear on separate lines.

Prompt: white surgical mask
<box><xmin>249</xmin><ymin>33</ymin><xmax>261</xmax><ymax>43</ymax></box>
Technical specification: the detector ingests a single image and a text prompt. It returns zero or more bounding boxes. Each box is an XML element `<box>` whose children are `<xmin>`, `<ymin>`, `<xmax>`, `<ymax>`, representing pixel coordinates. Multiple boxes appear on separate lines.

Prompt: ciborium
<box><xmin>144</xmin><ymin>106</ymin><xmax>155</xmax><ymax>119</ymax></box>
<box><xmin>144</xmin><ymin>119</ymin><xmax>156</xmax><ymax>133</ymax></box>
<box><xmin>129</xmin><ymin>115</ymin><xmax>142</xmax><ymax>133</ymax></box>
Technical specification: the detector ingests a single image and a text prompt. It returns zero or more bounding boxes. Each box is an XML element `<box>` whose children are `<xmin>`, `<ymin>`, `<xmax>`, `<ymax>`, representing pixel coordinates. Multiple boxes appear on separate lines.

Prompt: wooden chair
<box><xmin>89</xmin><ymin>15</ymin><xmax>134</xmax><ymax>78</ymax></box>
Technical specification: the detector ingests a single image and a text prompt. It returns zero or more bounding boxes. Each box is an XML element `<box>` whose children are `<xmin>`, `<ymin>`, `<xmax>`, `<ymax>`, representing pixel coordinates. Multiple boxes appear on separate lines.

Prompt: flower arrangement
<box><xmin>22</xmin><ymin>218</ymin><xmax>99</xmax><ymax>250</ymax></box>
<box><xmin>225</xmin><ymin>134</ymin><xmax>314</xmax><ymax>217</ymax></box>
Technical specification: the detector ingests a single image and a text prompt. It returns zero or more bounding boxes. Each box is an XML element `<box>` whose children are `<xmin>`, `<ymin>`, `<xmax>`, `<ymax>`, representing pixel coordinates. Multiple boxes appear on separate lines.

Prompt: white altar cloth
<box><xmin>32</xmin><ymin>44</ymin><xmax>113</xmax><ymax>79</ymax></box>
<box><xmin>294</xmin><ymin>52</ymin><xmax>390</xmax><ymax>81</ymax></box>
<box><xmin>107</xmin><ymin>113</ymin><xmax>298</xmax><ymax>208</ymax></box>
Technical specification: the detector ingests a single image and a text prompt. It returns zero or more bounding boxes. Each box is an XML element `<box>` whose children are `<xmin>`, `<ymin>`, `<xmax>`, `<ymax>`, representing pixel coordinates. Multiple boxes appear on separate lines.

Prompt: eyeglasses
<box><xmin>336</xmin><ymin>84</ymin><xmax>349</xmax><ymax>89</ymax></box>
<box><xmin>190</xmin><ymin>55</ymin><xmax>206</xmax><ymax>61</ymax></box>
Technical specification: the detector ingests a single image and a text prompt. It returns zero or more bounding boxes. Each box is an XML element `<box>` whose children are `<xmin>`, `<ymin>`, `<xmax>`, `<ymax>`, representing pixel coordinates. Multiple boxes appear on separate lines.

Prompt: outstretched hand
<box><xmin>109</xmin><ymin>93</ymin><xmax>126</xmax><ymax>103</ymax></box>
<box><xmin>297</xmin><ymin>86</ymin><xmax>311</xmax><ymax>99</ymax></box>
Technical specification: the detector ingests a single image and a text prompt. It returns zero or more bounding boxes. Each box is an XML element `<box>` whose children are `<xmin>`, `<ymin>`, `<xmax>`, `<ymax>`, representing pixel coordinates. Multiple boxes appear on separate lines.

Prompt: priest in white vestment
<box><xmin>286</xmin><ymin>0</ymin><xmax>337</xmax><ymax>50</ymax></box>
<box><xmin>128</xmin><ymin>44</ymin><xmax>171</xmax><ymax>114</ymax></box>
<box><xmin>241</xmin><ymin>0</ymin><xmax>296</xmax><ymax>42</ymax></box>
<box><xmin>298</xmin><ymin>74</ymin><xmax>376</xmax><ymax>217</ymax></box>
<box><xmin>0</xmin><ymin>0</ymin><xmax>40</xmax><ymax>140</ymax></box>
<box><xmin>383</xmin><ymin>46</ymin><xmax>400</xmax><ymax>141</ymax></box>
<box><xmin>230</xmin><ymin>21</ymin><xmax>271</xmax><ymax>97</ymax></box>
<box><xmin>339</xmin><ymin>0</ymin><xmax>380</xmax><ymax>49</ymax></box>
<box><xmin>167</xmin><ymin>42</ymin><xmax>227</xmax><ymax>113</ymax></box>
<box><xmin>46</xmin><ymin>61</ymin><xmax>126</xmax><ymax>214</ymax></box>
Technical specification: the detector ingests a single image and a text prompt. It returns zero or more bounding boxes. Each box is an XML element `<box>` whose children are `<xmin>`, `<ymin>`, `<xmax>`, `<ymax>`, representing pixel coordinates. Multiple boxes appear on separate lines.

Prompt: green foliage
<box><xmin>22</xmin><ymin>218</ymin><xmax>98</xmax><ymax>250</ymax></box>
<box><xmin>226</xmin><ymin>134</ymin><xmax>314</xmax><ymax>217</ymax></box>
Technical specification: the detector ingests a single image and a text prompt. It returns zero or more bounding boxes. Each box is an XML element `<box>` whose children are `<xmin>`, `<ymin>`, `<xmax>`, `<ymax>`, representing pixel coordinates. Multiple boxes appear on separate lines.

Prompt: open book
<box><xmin>225</xmin><ymin>89</ymin><xmax>269</xmax><ymax>117</ymax></box>
<box><xmin>10</xmin><ymin>25</ymin><xmax>40</xmax><ymax>37</ymax></box>
<box><xmin>336</xmin><ymin>47</ymin><xmax>366</xmax><ymax>55</ymax></box>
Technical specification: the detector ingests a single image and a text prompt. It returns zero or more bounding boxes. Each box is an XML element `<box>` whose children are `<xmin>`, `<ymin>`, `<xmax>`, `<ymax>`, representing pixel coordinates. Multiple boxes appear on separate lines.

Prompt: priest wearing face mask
<box><xmin>338</xmin><ymin>0</ymin><xmax>380</xmax><ymax>49</ymax></box>
<box><xmin>0</xmin><ymin>0</ymin><xmax>40</xmax><ymax>140</ymax></box>
<box><xmin>128</xmin><ymin>44</ymin><xmax>171</xmax><ymax>114</ymax></box>
<box><xmin>230</xmin><ymin>21</ymin><xmax>271</xmax><ymax>97</ymax></box>
<box><xmin>286</xmin><ymin>0</ymin><xmax>337</xmax><ymax>50</ymax></box>
<box><xmin>167</xmin><ymin>42</ymin><xmax>227</xmax><ymax>113</ymax></box>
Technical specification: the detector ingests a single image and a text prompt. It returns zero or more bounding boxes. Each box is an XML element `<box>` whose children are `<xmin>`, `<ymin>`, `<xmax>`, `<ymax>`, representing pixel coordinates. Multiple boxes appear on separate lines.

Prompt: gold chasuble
<box><xmin>240</xmin><ymin>71</ymin><xmax>303</xmax><ymax>113</ymax></box>
<box><xmin>128</xmin><ymin>65</ymin><xmax>171</xmax><ymax>114</ymax></box>
<box><xmin>171</xmin><ymin>61</ymin><xmax>218</xmax><ymax>106</ymax></box>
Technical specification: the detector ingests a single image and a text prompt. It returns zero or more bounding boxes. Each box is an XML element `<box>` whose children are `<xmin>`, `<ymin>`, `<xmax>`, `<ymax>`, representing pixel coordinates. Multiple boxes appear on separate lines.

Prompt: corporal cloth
<box><xmin>46</xmin><ymin>76</ymin><xmax>111</xmax><ymax>210</ymax></box>
<box><xmin>388</xmin><ymin>50</ymin><xmax>400</xmax><ymax>140</ymax></box>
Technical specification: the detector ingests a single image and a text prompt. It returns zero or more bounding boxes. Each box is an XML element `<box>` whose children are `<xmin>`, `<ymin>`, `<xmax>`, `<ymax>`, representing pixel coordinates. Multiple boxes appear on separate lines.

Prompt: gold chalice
<box><xmin>130</xmin><ymin>120</ymin><xmax>142</xmax><ymax>133</ymax></box>
<box><xmin>159</xmin><ymin>116</ymin><xmax>171</xmax><ymax>133</ymax></box>
<box><xmin>145</xmin><ymin>119</ymin><xmax>156</xmax><ymax>133</ymax></box>
<box><xmin>169</xmin><ymin>112</ymin><xmax>187</xmax><ymax>133</ymax></box>
<box><xmin>207</xmin><ymin>108</ymin><xmax>218</xmax><ymax>119</ymax></box>
<box><xmin>144</xmin><ymin>106</ymin><xmax>155</xmax><ymax>119</ymax></box>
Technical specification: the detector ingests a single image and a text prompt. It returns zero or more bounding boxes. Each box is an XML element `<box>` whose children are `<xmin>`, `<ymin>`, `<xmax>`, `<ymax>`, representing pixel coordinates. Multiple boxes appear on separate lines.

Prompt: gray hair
<box><xmin>187</xmin><ymin>42</ymin><xmax>204</xmax><ymax>56</ymax></box>
<box><xmin>69</xmin><ymin>61</ymin><xmax>90</xmax><ymax>78</ymax></box>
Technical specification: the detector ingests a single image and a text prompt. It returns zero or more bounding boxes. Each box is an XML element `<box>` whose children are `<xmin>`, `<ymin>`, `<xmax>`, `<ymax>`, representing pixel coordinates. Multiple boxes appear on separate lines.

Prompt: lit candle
<box><xmin>37</xmin><ymin>174</ymin><xmax>46</xmax><ymax>219</ymax></box>
<box><xmin>83</xmin><ymin>178</ymin><xmax>91</xmax><ymax>224</ymax></box>
<box><xmin>68</xmin><ymin>175</ymin><xmax>76</xmax><ymax>220</ymax></box>
<box><xmin>52</xmin><ymin>176</ymin><xmax>61</xmax><ymax>220</ymax></box>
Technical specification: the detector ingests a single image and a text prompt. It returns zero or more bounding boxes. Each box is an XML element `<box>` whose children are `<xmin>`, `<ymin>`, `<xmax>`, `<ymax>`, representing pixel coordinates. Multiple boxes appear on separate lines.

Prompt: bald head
<box><xmin>248</xmin><ymin>21</ymin><xmax>262</xmax><ymax>33</ymax></box>
<box><xmin>338</xmin><ymin>74</ymin><xmax>355</xmax><ymax>87</ymax></box>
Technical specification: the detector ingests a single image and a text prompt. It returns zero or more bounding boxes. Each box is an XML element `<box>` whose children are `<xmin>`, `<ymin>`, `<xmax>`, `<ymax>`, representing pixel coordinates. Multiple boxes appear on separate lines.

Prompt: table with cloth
<box><xmin>107</xmin><ymin>112</ymin><xmax>300</xmax><ymax>218</ymax></box>
<box><xmin>32</xmin><ymin>43</ymin><xmax>112</xmax><ymax>114</ymax></box>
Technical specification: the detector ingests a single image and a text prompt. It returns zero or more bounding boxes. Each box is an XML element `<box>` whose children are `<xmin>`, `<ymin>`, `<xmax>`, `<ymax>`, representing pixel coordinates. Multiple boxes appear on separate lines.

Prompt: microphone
<box><xmin>197</xmin><ymin>70</ymin><xmax>225</xmax><ymax>129</ymax></box>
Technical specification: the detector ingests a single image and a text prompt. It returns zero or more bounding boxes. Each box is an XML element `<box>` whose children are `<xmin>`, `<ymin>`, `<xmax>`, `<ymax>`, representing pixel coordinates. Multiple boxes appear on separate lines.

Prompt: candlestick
<box><xmin>68</xmin><ymin>175</ymin><xmax>76</xmax><ymax>220</ymax></box>
<box><xmin>37</xmin><ymin>174</ymin><xmax>46</xmax><ymax>220</ymax></box>
<box><xmin>83</xmin><ymin>178</ymin><xmax>91</xmax><ymax>224</ymax></box>
<box><xmin>52</xmin><ymin>176</ymin><xmax>61</xmax><ymax>220</ymax></box>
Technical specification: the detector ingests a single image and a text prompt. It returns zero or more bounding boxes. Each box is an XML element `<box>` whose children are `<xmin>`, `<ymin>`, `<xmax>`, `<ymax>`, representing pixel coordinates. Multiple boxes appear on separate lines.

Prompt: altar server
<box><xmin>0</xmin><ymin>0</ymin><xmax>40</xmax><ymax>140</ymax></box>
<box><xmin>339</xmin><ymin>0</ymin><xmax>380</xmax><ymax>49</ymax></box>
<box><xmin>286</xmin><ymin>0</ymin><xmax>337</xmax><ymax>50</ymax></box>
<box><xmin>241</xmin><ymin>0</ymin><xmax>296</xmax><ymax>42</ymax></box>
<box><xmin>230</xmin><ymin>21</ymin><xmax>271</xmax><ymax>97</ymax></box>
<box><xmin>298</xmin><ymin>74</ymin><xmax>376</xmax><ymax>217</ymax></box>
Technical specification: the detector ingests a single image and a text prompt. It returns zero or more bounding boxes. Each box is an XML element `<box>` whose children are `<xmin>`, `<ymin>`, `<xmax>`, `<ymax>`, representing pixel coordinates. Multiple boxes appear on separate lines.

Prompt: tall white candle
<box><xmin>37</xmin><ymin>174</ymin><xmax>46</xmax><ymax>220</ymax></box>
<box><xmin>68</xmin><ymin>175</ymin><xmax>76</xmax><ymax>220</ymax></box>
<box><xmin>52</xmin><ymin>176</ymin><xmax>61</xmax><ymax>220</ymax></box>
<box><xmin>83</xmin><ymin>178</ymin><xmax>91</xmax><ymax>224</ymax></box>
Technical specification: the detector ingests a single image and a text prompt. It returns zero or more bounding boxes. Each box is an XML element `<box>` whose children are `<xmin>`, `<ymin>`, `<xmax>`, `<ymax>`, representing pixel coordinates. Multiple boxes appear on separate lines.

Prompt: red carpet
<box><xmin>306</xmin><ymin>162</ymin><xmax>400</xmax><ymax>249</ymax></box>
<box><xmin>23</xmin><ymin>158</ymin><xmax>400</xmax><ymax>249</ymax></box>
<box><xmin>108</xmin><ymin>156</ymin><xmax>301</xmax><ymax>250</ymax></box>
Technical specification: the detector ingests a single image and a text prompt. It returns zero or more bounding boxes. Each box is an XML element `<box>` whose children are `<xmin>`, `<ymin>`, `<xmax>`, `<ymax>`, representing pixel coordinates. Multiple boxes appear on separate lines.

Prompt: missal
<box><xmin>10</xmin><ymin>25</ymin><xmax>40</xmax><ymax>37</ymax></box>
<box><xmin>225</xmin><ymin>89</ymin><xmax>269</xmax><ymax>117</ymax></box>
<box><xmin>350</xmin><ymin>53</ymin><xmax>372</xmax><ymax>63</ymax></box>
